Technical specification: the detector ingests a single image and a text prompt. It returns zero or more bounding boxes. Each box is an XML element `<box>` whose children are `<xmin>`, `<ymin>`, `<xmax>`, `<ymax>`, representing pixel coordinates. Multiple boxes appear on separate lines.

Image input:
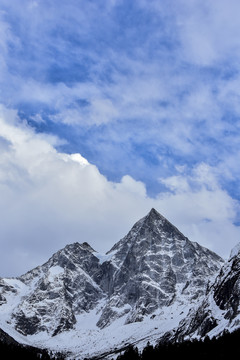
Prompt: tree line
<box><xmin>115</xmin><ymin>328</ymin><xmax>240</xmax><ymax>360</ymax></box>
<box><xmin>0</xmin><ymin>340</ymin><xmax>64</xmax><ymax>359</ymax></box>
<box><xmin>2</xmin><ymin>327</ymin><xmax>240</xmax><ymax>359</ymax></box>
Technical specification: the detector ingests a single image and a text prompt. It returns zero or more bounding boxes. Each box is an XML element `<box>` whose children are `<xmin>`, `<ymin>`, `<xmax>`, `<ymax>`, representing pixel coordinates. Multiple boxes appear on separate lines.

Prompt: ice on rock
<box><xmin>230</xmin><ymin>242</ymin><xmax>240</xmax><ymax>260</ymax></box>
<box><xmin>168</xmin><ymin>241</ymin><xmax>240</xmax><ymax>342</ymax></box>
<box><xmin>48</xmin><ymin>266</ymin><xmax>64</xmax><ymax>281</ymax></box>
<box><xmin>0</xmin><ymin>208</ymin><xmax>225</xmax><ymax>358</ymax></box>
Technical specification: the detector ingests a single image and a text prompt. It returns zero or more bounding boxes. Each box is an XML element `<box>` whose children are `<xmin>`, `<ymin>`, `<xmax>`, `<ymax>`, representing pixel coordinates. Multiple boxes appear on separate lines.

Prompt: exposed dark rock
<box><xmin>14</xmin><ymin>312</ymin><xmax>41</xmax><ymax>336</ymax></box>
<box><xmin>0</xmin><ymin>328</ymin><xmax>19</xmax><ymax>345</ymax></box>
<box><xmin>0</xmin><ymin>208</ymin><xmax>224</xmax><ymax>340</ymax></box>
<box><xmin>165</xmin><ymin>242</ymin><xmax>240</xmax><ymax>342</ymax></box>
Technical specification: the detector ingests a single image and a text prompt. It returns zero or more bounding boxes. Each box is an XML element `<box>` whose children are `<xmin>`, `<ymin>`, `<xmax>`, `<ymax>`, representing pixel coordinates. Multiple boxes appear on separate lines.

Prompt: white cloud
<box><xmin>0</xmin><ymin>106</ymin><xmax>153</xmax><ymax>276</ymax></box>
<box><xmin>175</xmin><ymin>0</ymin><xmax>240</xmax><ymax>66</ymax></box>
<box><xmin>0</xmin><ymin>106</ymin><xmax>239</xmax><ymax>277</ymax></box>
<box><xmin>0</xmin><ymin>1</ymin><xmax>240</xmax><ymax>276</ymax></box>
<box><xmin>158</xmin><ymin>164</ymin><xmax>240</xmax><ymax>257</ymax></box>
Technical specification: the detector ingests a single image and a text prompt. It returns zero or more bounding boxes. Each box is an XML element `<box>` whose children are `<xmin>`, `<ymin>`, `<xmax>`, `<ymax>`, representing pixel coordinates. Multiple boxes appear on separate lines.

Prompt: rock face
<box><xmin>165</xmin><ymin>242</ymin><xmax>240</xmax><ymax>342</ymax></box>
<box><xmin>96</xmin><ymin>209</ymin><xmax>223</xmax><ymax>328</ymax></box>
<box><xmin>0</xmin><ymin>208</ymin><xmax>224</xmax><ymax>348</ymax></box>
<box><xmin>12</xmin><ymin>242</ymin><xmax>104</xmax><ymax>336</ymax></box>
<box><xmin>213</xmin><ymin>244</ymin><xmax>240</xmax><ymax>321</ymax></box>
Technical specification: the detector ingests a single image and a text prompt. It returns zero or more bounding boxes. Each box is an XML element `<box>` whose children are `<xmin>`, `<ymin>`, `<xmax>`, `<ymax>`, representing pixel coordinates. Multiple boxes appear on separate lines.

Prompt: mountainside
<box><xmin>0</xmin><ymin>209</ymin><xmax>225</xmax><ymax>358</ymax></box>
<box><xmin>97</xmin><ymin>208</ymin><xmax>223</xmax><ymax>328</ymax></box>
<box><xmin>0</xmin><ymin>327</ymin><xmax>61</xmax><ymax>360</ymax></box>
<box><xmin>165</xmin><ymin>242</ymin><xmax>240</xmax><ymax>342</ymax></box>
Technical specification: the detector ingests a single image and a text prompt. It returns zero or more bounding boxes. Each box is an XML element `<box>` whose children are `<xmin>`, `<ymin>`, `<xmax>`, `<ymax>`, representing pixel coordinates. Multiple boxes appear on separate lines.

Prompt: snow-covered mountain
<box><xmin>164</xmin><ymin>242</ymin><xmax>240</xmax><ymax>342</ymax></box>
<box><xmin>97</xmin><ymin>208</ymin><xmax>223</xmax><ymax>328</ymax></box>
<box><xmin>0</xmin><ymin>209</ymin><xmax>226</xmax><ymax>358</ymax></box>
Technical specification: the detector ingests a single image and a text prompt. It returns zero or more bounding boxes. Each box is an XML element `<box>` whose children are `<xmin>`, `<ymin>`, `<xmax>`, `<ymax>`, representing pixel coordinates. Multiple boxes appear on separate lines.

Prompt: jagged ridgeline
<box><xmin>0</xmin><ymin>208</ymin><xmax>239</xmax><ymax>359</ymax></box>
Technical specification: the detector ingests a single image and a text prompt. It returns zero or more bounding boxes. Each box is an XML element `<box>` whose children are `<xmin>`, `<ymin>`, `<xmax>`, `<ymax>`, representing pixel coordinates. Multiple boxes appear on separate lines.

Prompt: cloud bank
<box><xmin>0</xmin><ymin>1</ymin><xmax>240</xmax><ymax>275</ymax></box>
<box><xmin>0</xmin><ymin>106</ymin><xmax>239</xmax><ymax>276</ymax></box>
<box><xmin>0</xmin><ymin>1</ymin><xmax>239</xmax><ymax>198</ymax></box>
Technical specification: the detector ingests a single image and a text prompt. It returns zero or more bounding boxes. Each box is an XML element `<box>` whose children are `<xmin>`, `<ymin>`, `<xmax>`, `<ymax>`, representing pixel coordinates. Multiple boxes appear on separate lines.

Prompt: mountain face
<box><xmin>0</xmin><ymin>242</ymin><xmax>104</xmax><ymax>338</ymax></box>
<box><xmin>96</xmin><ymin>209</ymin><xmax>223</xmax><ymax>328</ymax></box>
<box><xmin>165</xmin><ymin>243</ymin><xmax>240</xmax><ymax>342</ymax></box>
<box><xmin>0</xmin><ymin>209</ymin><xmax>225</xmax><ymax>358</ymax></box>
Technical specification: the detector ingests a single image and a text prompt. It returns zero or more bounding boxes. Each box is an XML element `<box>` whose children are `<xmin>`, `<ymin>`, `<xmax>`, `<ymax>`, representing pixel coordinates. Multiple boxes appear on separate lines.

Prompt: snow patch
<box><xmin>48</xmin><ymin>266</ymin><xmax>64</xmax><ymax>281</ymax></box>
<box><xmin>95</xmin><ymin>251</ymin><xmax>116</xmax><ymax>264</ymax></box>
<box><xmin>3</xmin><ymin>278</ymin><xmax>26</xmax><ymax>291</ymax></box>
<box><xmin>230</xmin><ymin>242</ymin><xmax>240</xmax><ymax>260</ymax></box>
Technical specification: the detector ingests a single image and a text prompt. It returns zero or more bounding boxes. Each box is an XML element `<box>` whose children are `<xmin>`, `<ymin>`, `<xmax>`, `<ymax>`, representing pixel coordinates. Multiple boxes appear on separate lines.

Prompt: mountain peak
<box><xmin>55</xmin><ymin>242</ymin><xmax>96</xmax><ymax>257</ymax></box>
<box><xmin>147</xmin><ymin>207</ymin><xmax>164</xmax><ymax>217</ymax></box>
<box><xmin>140</xmin><ymin>208</ymin><xmax>185</xmax><ymax>241</ymax></box>
<box><xmin>80</xmin><ymin>242</ymin><xmax>96</xmax><ymax>252</ymax></box>
<box><xmin>0</xmin><ymin>209</ymin><xmax>225</xmax><ymax>358</ymax></box>
<box><xmin>108</xmin><ymin>208</ymin><xmax>184</xmax><ymax>256</ymax></box>
<box><xmin>147</xmin><ymin>207</ymin><xmax>163</xmax><ymax>218</ymax></box>
<box><xmin>144</xmin><ymin>208</ymin><xmax>167</xmax><ymax>223</ymax></box>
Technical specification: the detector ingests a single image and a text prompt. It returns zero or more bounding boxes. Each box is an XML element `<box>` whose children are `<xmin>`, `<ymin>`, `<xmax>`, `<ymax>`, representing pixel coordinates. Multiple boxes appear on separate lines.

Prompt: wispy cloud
<box><xmin>0</xmin><ymin>1</ymin><xmax>240</xmax><ymax>274</ymax></box>
<box><xmin>0</xmin><ymin>107</ymin><xmax>239</xmax><ymax>276</ymax></box>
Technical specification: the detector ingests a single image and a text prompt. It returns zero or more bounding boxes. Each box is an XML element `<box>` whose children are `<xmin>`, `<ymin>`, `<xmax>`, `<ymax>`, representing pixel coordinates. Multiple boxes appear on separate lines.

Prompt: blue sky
<box><xmin>0</xmin><ymin>0</ymin><xmax>240</xmax><ymax>275</ymax></box>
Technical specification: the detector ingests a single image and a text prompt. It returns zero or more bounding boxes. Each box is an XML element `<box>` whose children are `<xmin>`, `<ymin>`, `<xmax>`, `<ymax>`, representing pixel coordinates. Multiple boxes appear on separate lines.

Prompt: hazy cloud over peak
<box><xmin>0</xmin><ymin>107</ymin><xmax>239</xmax><ymax>276</ymax></box>
<box><xmin>0</xmin><ymin>1</ymin><xmax>240</xmax><ymax>275</ymax></box>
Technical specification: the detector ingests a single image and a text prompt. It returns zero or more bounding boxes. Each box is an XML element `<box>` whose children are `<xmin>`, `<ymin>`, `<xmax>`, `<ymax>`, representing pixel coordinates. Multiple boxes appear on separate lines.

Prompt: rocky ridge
<box><xmin>96</xmin><ymin>208</ymin><xmax>223</xmax><ymax>328</ymax></box>
<box><xmin>165</xmin><ymin>242</ymin><xmax>240</xmax><ymax>342</ymax></box>
<box><xmin>0</xmin><ymin>208</ymin><xmax>226</xmax><ymax>358</ymax></box>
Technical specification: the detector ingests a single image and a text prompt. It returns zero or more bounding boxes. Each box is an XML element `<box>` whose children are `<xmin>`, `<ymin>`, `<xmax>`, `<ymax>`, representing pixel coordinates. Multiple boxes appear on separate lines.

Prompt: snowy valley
<box><xmin>0</xmin><ymin>208</ymin><xmax>240</xmax><ymax>359</ymax></box>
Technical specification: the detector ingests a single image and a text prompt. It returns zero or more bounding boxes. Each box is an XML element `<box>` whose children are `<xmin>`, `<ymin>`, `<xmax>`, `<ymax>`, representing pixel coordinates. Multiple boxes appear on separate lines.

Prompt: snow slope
<box><xmin>0</xmin><ymin>209</ymin><xmax>224</xmax><ymax>359</ymax></box>
<box><xmin>162</xmin><ymin>241</ymin><xmax>240</xmax><ymax>343</ymax></box>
